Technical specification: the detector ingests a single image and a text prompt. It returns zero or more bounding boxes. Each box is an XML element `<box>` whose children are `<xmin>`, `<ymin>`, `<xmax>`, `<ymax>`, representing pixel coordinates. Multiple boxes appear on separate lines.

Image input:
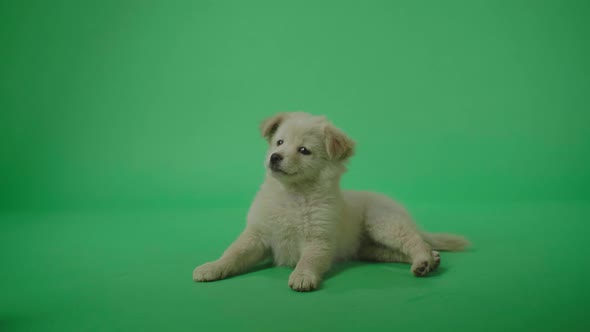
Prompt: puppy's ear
<box><xmin>260</xmin><ymin>113</ymin><xmax>286</xmax><ymax>140</ymax></box>
<box><xmin>324</xmin><ymin>124</ymin><xmax>355</xmax><ymax>161</ymax></box>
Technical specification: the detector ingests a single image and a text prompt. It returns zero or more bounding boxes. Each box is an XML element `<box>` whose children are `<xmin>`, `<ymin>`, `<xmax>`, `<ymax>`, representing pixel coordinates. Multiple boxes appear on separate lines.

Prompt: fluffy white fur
<box><xmin>193</xmin><ymin>112</ymin><xmax>469</xmax><ymax>292</ymax></box>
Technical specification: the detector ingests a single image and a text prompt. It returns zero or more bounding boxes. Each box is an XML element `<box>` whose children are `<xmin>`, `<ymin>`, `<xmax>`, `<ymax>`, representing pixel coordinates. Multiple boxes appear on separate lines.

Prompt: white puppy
<box><xmin>193</xmin><ymin>112</ymin><xmax>468</xmax><ymax>291</ymax></box>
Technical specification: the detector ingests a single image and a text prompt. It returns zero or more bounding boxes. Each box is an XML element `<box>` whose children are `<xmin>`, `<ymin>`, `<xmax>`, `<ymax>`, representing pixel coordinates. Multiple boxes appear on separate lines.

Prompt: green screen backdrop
<box><xmin>1</xmin><ymin>1</ymin><xmax>589</xmax><ymax>331</ymax></box>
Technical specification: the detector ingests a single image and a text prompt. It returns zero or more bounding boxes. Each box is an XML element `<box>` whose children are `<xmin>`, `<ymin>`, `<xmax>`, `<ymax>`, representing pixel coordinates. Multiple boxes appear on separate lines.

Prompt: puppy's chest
<box><xmin>263</xmin><ymin>200</ymin><xmax>335</xmax><ymax>266</ymax></box>
<box><xmin>267</xmin><ymin>203</ymin><xmax>316</xmax><ymax>239</ymax></box>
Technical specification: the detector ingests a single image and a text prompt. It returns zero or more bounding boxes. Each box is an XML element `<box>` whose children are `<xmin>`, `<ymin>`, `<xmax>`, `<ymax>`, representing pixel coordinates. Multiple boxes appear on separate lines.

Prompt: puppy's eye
<box><xmin>298</xmin><ymin>147</ymin><xmax>311</xmax><ymax>155</ymax></box>
<box><xmin>277</xmin><ymin>139</ymin><xmax>284</xmax><ymax>146</ymax></box>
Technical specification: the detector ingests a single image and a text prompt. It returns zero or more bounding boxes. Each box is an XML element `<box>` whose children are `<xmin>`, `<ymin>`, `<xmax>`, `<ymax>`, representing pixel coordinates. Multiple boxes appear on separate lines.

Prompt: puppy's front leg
<box><xmin>289</xmin><ymin>242</ymin><xmax>333</xmax><ymax>292</ymax></box>
<box><xmin>193</xmin><ymin>228</ymin><xmax>267</xmax><ymax>282</ymax></box>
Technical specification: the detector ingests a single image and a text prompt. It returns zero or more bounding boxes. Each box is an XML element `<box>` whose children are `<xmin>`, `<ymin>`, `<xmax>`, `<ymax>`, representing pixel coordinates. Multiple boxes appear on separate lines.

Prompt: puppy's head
<box><xmin>259</xmin><ymin>112</ymin><xmax>355</xmax><ymax>184</ymax></box>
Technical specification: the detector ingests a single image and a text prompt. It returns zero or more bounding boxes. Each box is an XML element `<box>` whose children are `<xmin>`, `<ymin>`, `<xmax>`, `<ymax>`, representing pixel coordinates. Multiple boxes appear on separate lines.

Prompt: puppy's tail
<box><xmin>421</xmin><ymin>232</ymin><xmax>470</xmax><ymax>251</ymax></box>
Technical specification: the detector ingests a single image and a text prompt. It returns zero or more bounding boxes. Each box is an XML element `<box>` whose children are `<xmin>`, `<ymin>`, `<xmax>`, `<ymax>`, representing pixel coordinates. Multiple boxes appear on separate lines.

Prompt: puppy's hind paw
<box><xmin>430</xmin><ymin>250</ymin><xmax>441</xmax><ymax>272</ymax></box>
<box><xmin>411</xmin><ymin>251</ymin><xmax>441</xmax><ymax>277</ymax></box>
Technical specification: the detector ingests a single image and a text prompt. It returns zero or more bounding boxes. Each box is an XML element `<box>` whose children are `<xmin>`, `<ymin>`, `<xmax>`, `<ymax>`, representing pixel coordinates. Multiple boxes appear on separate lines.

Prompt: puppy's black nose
<box><xmin>270</xmin><ymin>153</ymin><xmax>283</xmax><ymax>165</ymax></box>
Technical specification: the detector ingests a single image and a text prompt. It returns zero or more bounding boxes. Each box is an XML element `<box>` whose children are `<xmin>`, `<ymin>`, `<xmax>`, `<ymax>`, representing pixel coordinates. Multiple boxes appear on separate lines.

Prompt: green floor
<box><xmin>1</xmin><ymin>201</ymin><xmax>588</xmax><ymax>331</ymax></box>
<box><xmin>2</xmin><ymin>0</ymin><xmax>589</xmax><ymax>331</ymax></box>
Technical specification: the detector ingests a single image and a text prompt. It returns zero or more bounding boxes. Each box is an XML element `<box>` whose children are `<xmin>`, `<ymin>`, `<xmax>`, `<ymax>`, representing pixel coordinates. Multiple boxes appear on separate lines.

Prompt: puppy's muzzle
<box><xmin>270</xmin><ymin>153</ymin><xmax>283</xmax><ymax>167</ymax></box>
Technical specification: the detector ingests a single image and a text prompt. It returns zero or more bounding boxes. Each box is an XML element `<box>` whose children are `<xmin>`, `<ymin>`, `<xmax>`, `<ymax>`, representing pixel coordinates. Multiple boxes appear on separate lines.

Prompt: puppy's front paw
<box><xmin>193</xmin><ymin>261</ymin><xmax>231</xmax><ymax>282</ymax></box>
<box><xmin>288</xmin><ymin>270</ymin><xmax>320</xmax><ymax>292</ymax></box>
